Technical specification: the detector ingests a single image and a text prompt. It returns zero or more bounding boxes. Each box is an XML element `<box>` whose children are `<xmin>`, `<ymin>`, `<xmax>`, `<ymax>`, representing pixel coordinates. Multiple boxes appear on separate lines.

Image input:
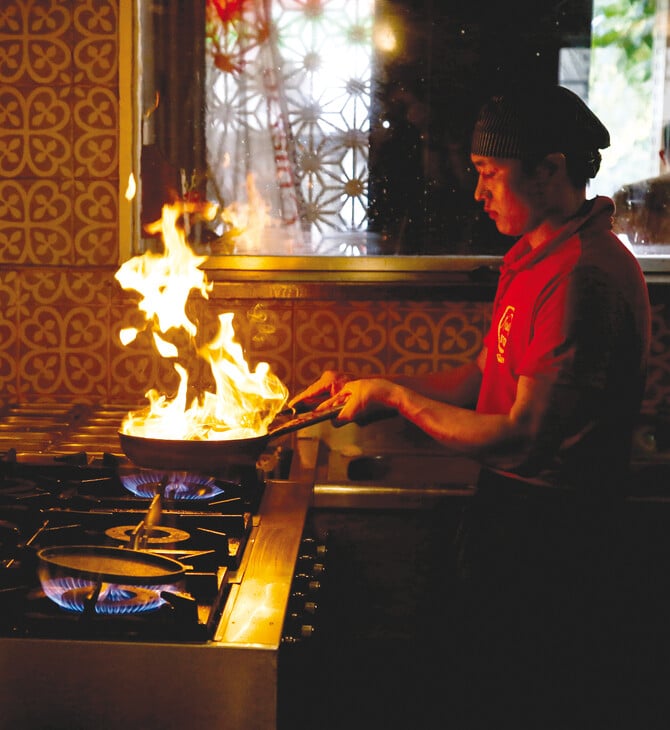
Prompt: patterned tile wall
<box><xmin>0</xmin><ymin>0</ymin><xmax>668</xmax><ymax>419</ymax></box>
<box><xmin>106</xmin><ymin>291</ymin><xmax>493</xmax><ymax>406</ymax></box>
<box><xmin>0</xmin><ymin>0</ymin><xmax>119</xmax><ymax>267</ymax></box>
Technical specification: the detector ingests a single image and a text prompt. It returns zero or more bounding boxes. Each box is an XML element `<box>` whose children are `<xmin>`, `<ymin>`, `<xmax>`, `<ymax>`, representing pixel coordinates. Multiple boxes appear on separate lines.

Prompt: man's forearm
<box><xmin>391</xmin><ymin>361</ymin><xmax>482</xmax><ymax>408</ymax></box>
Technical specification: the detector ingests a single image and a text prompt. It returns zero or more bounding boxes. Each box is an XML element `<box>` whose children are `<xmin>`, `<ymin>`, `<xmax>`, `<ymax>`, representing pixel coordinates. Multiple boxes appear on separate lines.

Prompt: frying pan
<box><xmin>118</xmin><ymin>405</ymin><xmax>343</xmax><ymax>472</ymax></box>
<box><xmin>37</xmin><ymin>545</ymin><xmax>186</xmax><ymax>585</ymax></box>
<box><xmin>36</xmin><ymin>544</ymin><xmax>187</xmax><ymax>613</ymax></box>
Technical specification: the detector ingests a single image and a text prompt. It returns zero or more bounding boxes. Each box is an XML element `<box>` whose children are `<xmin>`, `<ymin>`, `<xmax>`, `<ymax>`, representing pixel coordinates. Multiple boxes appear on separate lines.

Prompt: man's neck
<box><xmin>526</xmin><ymin>191</ymin><xmax>588</xmax><ymax>249</ymax></box>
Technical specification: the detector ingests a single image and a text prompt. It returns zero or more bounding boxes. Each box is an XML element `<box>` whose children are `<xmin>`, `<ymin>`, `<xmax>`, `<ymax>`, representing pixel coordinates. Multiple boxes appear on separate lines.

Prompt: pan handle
<box><xmin>268</xmin><ymin>405</ymin><xmax>344</xmax><ymax>439</ymax></box>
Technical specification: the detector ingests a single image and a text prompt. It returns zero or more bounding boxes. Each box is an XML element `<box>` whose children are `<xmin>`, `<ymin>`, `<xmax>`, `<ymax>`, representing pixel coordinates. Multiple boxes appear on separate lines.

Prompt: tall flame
<box><xmin>116</xmin><ymin>200</ymin><xmax>288</xmax><ymax>441</ymax></box>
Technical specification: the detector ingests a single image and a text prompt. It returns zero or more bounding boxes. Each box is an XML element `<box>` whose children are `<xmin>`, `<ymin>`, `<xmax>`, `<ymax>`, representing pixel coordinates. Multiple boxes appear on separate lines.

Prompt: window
<box><xmin>138</xmin><ymin>0</ymin><xmax>670</xmax><ymax>271</ymax></box>
<box><xmin>206</xmin><ymin>0</ymin><xmax>374</xmax><ymax>255</ymax></box>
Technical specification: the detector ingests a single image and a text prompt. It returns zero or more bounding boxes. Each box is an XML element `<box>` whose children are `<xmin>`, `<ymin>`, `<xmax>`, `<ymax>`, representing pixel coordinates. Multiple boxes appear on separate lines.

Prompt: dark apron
<box><xmin>416</xmin><ymin>468</ymin><xmax>640</xmax><ymax>727</ymax></box>
<box><xmin>453</xmin><ymin>467</ymin><xmax>627</xmax><ymax>676</ymax></box>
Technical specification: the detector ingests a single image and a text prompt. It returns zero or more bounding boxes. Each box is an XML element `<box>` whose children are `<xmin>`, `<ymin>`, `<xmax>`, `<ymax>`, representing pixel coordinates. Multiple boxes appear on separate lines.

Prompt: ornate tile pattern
<box><xmin>0</xmin><ymin>0</ymin><xmax>118</xmax><ymax>268</ymax></box>
<box><xmin>291</xmin><ymin>299</ymin><xmax>491</xmax><ymax>392</ymax></box>
<box><xmin>17</xmin><ymin>269</ymin><xmax>112</xmax><ymax>398</ymax></box>
<box><xmin>0</xmin><ymin>271</ymin><xmax>20</xmax><ymax>395</ymax></box>
<box><xmin>0</xmin><ymin>0</ymin><xmax>667</xmax><ymax>427</ymax></box>
<box><xmin>387</xmin><ymin>301</ymin><xmax>489</xmax><ymax>376</ymax></box>
<box><xmin>293</xmin><ymin>301</ymin><xmax>389</xmax><ymax>386</ymax></box>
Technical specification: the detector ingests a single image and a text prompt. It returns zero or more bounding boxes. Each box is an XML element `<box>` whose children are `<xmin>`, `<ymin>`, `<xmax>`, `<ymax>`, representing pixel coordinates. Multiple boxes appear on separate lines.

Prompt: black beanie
<box><xmin>471</xmin><ymin>85</ymin><xmax>610</xmax><ymax>162</ymax></box>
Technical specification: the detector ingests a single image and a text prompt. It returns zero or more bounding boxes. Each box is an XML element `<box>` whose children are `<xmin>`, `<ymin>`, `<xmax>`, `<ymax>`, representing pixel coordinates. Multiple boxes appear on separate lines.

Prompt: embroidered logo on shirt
<box><xmin>496</xmin><ymin>305</ymin><xmax>515</xmax><ymax>363</ymax></box>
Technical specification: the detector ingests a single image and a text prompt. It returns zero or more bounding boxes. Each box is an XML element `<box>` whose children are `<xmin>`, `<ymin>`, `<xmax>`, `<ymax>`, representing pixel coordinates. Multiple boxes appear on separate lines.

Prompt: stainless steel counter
<box><xmin>308</xmin><ymin>416</ymin><xmax>480</xmax><ymax>509</ymax></box>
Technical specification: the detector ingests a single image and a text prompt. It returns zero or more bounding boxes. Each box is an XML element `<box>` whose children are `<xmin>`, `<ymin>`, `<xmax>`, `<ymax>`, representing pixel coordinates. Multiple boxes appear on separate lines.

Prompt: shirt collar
<box><xmin>500</xmin><ymin>197</ymin><xmax>611</xmax><ymax>273</ymax></box>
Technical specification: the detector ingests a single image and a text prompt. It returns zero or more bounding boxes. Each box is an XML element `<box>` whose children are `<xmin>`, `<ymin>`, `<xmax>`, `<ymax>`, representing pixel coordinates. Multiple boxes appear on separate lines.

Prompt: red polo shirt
<box><xmin>477</xmin><ymin>196</ymin><xmax>650</xmax><ymax>494</ymax></box>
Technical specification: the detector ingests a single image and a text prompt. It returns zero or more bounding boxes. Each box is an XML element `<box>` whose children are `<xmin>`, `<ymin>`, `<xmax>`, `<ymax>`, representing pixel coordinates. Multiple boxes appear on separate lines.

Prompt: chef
<box><xmin>291</xmin><ymin>85</ymin><xmax>652</xmax><ymax>726</ymax></box>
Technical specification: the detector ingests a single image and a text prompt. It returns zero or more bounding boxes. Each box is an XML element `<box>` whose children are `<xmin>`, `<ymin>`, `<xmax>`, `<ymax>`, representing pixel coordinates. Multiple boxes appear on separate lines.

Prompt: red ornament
<box><xmin>208</xmin><ymin>0</ymin><xmax>247</xmax><ymax>27</ymax></box>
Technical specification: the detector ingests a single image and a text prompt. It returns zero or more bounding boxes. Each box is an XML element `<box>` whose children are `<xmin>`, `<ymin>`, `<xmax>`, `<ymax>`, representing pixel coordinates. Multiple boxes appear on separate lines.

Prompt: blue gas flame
<box><xmin>42</xmin><ymin>576</ymin><xmax>175</xmax><ymax>614</ymax></box>
<box><xmin>120</xmin><ymin>471</ymin><xmax>225</xmax><ymax>500</ymax></box>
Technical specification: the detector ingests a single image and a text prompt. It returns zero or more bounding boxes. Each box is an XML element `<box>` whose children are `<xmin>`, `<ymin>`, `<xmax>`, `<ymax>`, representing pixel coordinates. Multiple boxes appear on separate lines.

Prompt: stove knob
<box><xmin>299</xmin><ymin>623</ymin><xmax>315</xmax><ymax>639</ymax></box>
<box><xmin>298</xmin><ymin>536</ymin><xmax>328</xmax><ymax>559</ymax></box>
<box><xmin>288</xmin><ymin>593</ymin><xmax>317</xmax><ymax>611</ymax></box>
<box><xmin>287</xmin><ymin>596</ymin><xmax>319</xmax><ymax>623</ymax></box>
<box><xmin>296</xmin><ymin>555</ymin><xmax>327</xmax><ymax>578</ymax></box>
<box><xmin>292</xmin><ymin>573</ymin><xmax>321</xmax><ymax>595</ymax></box>
<box><xmin>303</xmin><ymin>599</ymin><xmax>317</xmax><ymax>615</ymax></box>
<box><xmin>281</xmin><ymin>615</ymin><xmax>316</xmax><ymax>644</ymax></box>
<box><xmin>296</xmin><ymin>554</ymin><xmax>315</xmax><ymax>571</ymax></box>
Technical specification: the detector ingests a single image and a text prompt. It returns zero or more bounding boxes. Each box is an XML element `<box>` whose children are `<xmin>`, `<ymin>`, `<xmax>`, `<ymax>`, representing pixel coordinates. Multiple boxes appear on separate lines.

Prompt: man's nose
<box><xmin>474</xmin><ymin>177</ymin><xmax>487</xmax><ymax>201</ymax></box>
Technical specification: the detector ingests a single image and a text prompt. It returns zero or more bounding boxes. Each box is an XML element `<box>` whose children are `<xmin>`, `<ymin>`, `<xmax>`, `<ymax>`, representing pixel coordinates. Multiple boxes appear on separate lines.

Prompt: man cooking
<box><xmin>290</xmin><ymin>85</ymin><xmax>652</xmax><ymax>727</ymax></box>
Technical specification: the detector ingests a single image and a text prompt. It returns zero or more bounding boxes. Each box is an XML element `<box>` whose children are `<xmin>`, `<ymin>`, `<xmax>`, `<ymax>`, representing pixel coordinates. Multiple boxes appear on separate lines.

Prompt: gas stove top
<box><xmin>0</xmin><ymin>403</ymin><xmax>323</xmax><ymax>729</ymax></box>
<box><xmin>0</xmin><ymin>402</ymin><xmax>289</xmax><ymax>643</ymax></box>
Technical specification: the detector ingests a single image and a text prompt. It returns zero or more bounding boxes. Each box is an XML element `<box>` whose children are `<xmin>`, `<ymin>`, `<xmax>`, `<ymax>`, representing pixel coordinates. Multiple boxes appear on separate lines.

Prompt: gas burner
<box><xmin>49</xmin><ymin>579</ymin><xmax>169</xmax><ymax>614</ymax></box>
<box><xmin>105</xmin><ymin>524</ymin><xmax>191</xmax><ymax>546</ymax></box>
<box><xmin>119</xmin><ymin>471</ymin><xmax>225</xmax><ymax>500</ymax></box>
<box><xmin>0</xmin><ymin>477</ymin><xmax>43</xmax><ymax>499</ymax></box>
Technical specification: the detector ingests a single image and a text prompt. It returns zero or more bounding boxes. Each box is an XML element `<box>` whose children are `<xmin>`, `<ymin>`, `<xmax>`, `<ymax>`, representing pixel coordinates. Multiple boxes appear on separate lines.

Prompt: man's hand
<box><xmin>288</xmin><ymin>370</ymin><xmax>352</xmax><ymax>410</ymax></box>
<box><xmin>318</xmin><ymin>378</ymin><xmax>399</xmax><ymax>422</ymax></box>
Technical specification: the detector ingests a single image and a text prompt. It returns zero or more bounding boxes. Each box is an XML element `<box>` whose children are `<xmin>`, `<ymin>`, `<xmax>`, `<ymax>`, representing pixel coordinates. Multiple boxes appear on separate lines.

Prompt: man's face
<box><xmin>471</xmin><ymin>154</ymin><xmax>538</xmax><ymax>237</ymax></box>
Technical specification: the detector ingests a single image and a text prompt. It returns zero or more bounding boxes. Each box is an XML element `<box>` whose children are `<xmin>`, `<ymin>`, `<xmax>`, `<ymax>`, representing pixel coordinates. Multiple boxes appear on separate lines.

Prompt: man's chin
<box><xmin>494</xmin><ymin>221</ymin><xmax>522</xmax><ymax>237</ymax></box>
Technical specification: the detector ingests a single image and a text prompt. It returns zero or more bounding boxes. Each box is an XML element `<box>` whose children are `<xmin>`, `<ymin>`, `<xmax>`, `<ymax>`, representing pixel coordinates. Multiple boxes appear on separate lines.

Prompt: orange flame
<box><xmin>115</xmin><ymin>200</ymin><xmax>288</xmax><ymax>441</ymax></box>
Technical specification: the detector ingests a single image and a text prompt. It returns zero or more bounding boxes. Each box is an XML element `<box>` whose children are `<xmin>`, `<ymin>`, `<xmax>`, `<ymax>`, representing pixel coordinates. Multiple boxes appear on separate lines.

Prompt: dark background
<box><xmin>367</xmin><ymin>0</ymin><xmax>595</xmax><ymax>253</ymax></box>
